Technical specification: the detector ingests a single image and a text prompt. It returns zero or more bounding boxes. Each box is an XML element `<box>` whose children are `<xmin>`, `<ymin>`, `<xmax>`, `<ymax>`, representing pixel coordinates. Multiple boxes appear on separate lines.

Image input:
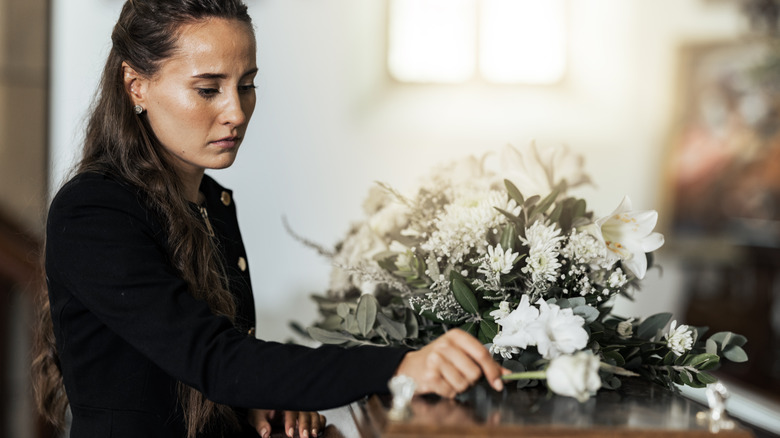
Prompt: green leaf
<box><xmin>404</xmin><ymin>308</ymin><xmax>419</xmax><ymax>339</ymax></box>
<box><xmin>706</xmin><ymin>338</ymin><xmax>718</xmax><ymax>355</ymax></box>
<box><xmin>450</xmin><ymin>272</ymin><xmax>479</xmax><ymax>315</ymax></box>
<box><xmin>356</xmin><ymin>294</ymin><xmax>378</xmax><ymax>337</ymax></box>
<box><xmin>336</xmin><ymin>303</ymin><xmax>350</xmax><ymax>319</ymax></box>
<box><xmin>320</xmin><ymin>314</ymin><xmax>343</xmax><ymax>331</ymax></box>
<box><xmin>686</xmin><ymin>353</ymin><xmax>720</xmax><ymax>369</ymax></box>
<box><xmin>307</xmin><ymin>327</ymin><xmax>354</xmax><ymax>345</ymax></box>
<box><xmin>679</xmin><ymin>369</ymin><xmax>694</xmax><ymax>386</ymax></box>
<box><xmin>548</xmin><ymin>203</ymin><xmax>564</xmax><ymax>225</ymax></box>
<box><xmin>664</xmin><ymin>351</ymin><xmax>679</xmax><ymax>365</ymax></box>
<box><xmin>500</xmin><ymin>224</ymin><xmax>518</xmax><ymax>252</ymax></box>
<box><xmin>696</xmin><ymin>371</ymin><xmax>719</xmax><ymax>385</ymax></box>
<box><xmin>637</xmin><ymin>313</ymin><xmax>673</xmax><ymax>340</ymax></box>
<box><xmin>710</xmin><ymin>331</ymin><xmax>747</xmax><ymax>348</ymax></box>
<box><xmin>459</xmin><ymin>321</ymin><xmax>478</xmax><ymax>336</ymax></box>
<box><xmin>523</xmin><ymin>195</ymin><xmax>541</xmax><ymax>210</ymax></box>
<box><xmin>504</xmin><ymin>179</ymin><xmax>525</xmax><ymax>205</ymax></box>
<box><xmin>573</xmin><ymin>305</ymin><xmax>599</xmax><ymax>324</ymax></box>
<box><xmin>532</xmin><ymin>184</ymin><xmax>563</xmax><ymax>216</ymax></box>
<box><xmin>376</xmin><ymin>312</ymin><xmax>406</xmax><ymax>340</ymax></box>
<box><xmin>572</xmin><ymin>199</ymin><xmax>587</xmax><ymax>219</ymax></box>
<box><xmin>344</xmin><ymin>313</ymin><xmax>359</xmax><ymax>335</ymax></box>
<box><xmin>723</xmin><ymin>345</ymin><xmax>749</xmax><ymax>363</ymax></box>
<box><xmin>602</xmin><ymin>350</ymin><xmax>626</xmax><ymax>367</ymax></box>
<box><xmin>478</xmin><ymin>320</ymin><xmax>499</xmax><ymax>344</ymax></box>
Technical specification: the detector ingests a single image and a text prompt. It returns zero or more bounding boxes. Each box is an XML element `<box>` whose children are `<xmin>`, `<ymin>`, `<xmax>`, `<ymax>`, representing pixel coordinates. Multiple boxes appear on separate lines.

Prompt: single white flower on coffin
<box><xmin>489</xmin><ymin>142</ymin><xmax>592</xmax><ymax>198</ymax></box>
<box><xmin>591</xmin><ymin>196</ymin><xmax>665</xmax><ymax>280</ymax></box>
<box><xmin>545</xmin><ymin>351</ymin><xmax>602</xmax><ymax>402</ymax></box>
<box><xmin>491</xmin><ymin>295</ymin><xmax>539</xmax><ymax>354</ymax></box>
<box><xmin>665</xmin><ymin>320</ymin><xmax>694</xmax><ymax>356</ymax></box>
<box><xmin>528</xmin><ymin>299</ymin><xmax>589</xmax><ymax>359</ymax></box>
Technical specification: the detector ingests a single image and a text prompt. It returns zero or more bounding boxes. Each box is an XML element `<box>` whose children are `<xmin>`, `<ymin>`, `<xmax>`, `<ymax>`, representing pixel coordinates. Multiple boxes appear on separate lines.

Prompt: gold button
<box><xmin>248</xmin><ymin>327</ymin><xmax>256</xmax><ymax>337</ymax></box>
<box><xmin>238</xmin><ymin>256</ymin><xmax>247</xmax><ymax>272</ymax></box>
<box><xmin>220</xmin><ymin>191</ymin><xmax>231</xmax><ymax>206</ymax></box>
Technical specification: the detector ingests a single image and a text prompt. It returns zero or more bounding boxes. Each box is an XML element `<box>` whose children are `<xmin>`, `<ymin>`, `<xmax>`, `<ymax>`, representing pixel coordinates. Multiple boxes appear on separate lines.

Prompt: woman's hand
<box><xmin>248</xmin><ymin>409</ymin><xmax>326</xmax><ymax>438</ymax></box>
<box><xmin>394</xmin><ymin>329</ymin><xmax>509</xmax><ymax>398</ymax></box>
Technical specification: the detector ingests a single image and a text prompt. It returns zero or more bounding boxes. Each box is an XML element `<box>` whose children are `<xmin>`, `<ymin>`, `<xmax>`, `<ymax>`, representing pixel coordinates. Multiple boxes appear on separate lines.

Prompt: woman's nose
<box><xmin>220</xmin><ymin>91</ymin><xmax>247</xmax><ymax>126</ymax></box>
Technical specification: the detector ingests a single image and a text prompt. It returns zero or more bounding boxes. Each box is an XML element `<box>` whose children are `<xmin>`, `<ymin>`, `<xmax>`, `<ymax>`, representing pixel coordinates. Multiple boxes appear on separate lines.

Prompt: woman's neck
<box><xmin>179</xmin><ymin>168</ymin><xmax>205</xmax><ymax>204</ymax></box>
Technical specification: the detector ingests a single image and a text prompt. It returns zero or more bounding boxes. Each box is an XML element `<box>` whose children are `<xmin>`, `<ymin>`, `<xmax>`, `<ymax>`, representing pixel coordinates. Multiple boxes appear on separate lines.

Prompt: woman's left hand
<box><xmin>248</xmin><ymin>409</ymin><xmax>327</xmax><ymax>438</ymax></box>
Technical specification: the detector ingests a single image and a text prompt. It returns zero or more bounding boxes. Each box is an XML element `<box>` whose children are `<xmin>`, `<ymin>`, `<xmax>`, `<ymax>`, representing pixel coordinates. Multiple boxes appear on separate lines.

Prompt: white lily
<box><xmin>591</xmin><ymin>196</ymin><xmax>664</xmax><ymax>280</ymax></box>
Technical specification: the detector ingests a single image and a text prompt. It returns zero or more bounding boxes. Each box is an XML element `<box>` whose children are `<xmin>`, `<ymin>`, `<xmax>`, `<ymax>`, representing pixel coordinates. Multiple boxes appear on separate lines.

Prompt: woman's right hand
<box><xmin>393</xmin><ymin>329</ymin><xmax>508</xmax><ymax>398</ymax></box>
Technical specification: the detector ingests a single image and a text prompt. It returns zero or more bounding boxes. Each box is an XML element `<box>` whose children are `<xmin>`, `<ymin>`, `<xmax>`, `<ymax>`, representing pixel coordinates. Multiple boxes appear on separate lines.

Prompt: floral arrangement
<box><xmin>290</xmin><ymin>142</ymin><xmax>748</xmax><ymax>401</ymax></box>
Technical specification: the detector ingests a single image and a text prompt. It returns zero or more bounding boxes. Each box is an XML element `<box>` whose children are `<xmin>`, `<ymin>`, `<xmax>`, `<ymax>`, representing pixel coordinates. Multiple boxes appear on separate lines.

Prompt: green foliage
<box><xmin>299</xmin><ymin>179</ymin><xmax>749</xmax><ymax>395</ymax></box>
<box><xmin>450</xmin><ymin>271</ymin><xmax>480</xmax><ymax>315</ymax></box>
<box><xmin>637</xmin><ymin>313</ymin><xmax>672</xmax><ymax>340</ymax></box>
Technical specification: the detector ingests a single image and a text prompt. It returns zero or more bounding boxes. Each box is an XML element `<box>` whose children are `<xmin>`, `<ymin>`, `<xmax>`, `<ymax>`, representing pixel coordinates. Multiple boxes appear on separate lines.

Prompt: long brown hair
<box><xmin>32</xmin><ymin>1</ymin><xmax>254</xmax><ymax>436</ymax></box>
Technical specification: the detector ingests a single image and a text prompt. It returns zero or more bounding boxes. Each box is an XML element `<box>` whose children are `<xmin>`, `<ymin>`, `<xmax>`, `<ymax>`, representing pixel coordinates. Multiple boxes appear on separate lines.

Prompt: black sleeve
<box><xmin>46</xmin><ymin>176</ymin><xmax>409</xmax><ymax>411</ymax></box>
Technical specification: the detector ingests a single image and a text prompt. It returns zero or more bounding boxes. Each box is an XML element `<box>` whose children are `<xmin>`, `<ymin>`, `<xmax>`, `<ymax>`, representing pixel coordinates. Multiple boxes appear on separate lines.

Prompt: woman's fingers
<box><xmin>395</xmin><ymin>329</ymin><xmax>509</xmax><ymax>397</ymax></box>
<box><xmin>297</xmin><ymin>411</ymin><xmax>312</xmax><ymax>438</ymax></box>
<box><xmin>284</xmin><ymin>411</ymin><xmax>297</xmax><ymax>438</ymax></box>
<box><xmin>247</xmin><ymin>409</ymin><xmax>274</xmax><ymax>438</ymax></box>
<box><xmin>313</xmin><ymin>413</ymin><xmax>327</xmax><ymax>437</ymax></box>
<box><xmin>447</xmin><ymin>330</ymin><xmax>508</xmax><ymax>391</ymax></box>
<box><xmin>251</xmin><ymin>410</ymin><xmax>326</xmax><ymax>438</ymax></box>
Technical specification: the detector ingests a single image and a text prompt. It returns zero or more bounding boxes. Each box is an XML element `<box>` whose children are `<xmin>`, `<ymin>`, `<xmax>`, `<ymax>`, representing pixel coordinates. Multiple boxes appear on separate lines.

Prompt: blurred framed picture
<box><xmin>664</xmin><ymin>38</ymin><xmax>780</xmax><ymax>245</ymax></box>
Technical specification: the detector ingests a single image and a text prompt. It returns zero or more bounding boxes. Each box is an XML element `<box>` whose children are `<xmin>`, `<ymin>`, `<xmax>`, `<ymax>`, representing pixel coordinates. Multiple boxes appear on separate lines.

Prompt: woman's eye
<box><xmin>238</xmin><ymin>84</ymin><xmax>257</xmax><ymax>93</ymax></box>
<box><xmin>197</xmin><ymin>88</ymin><xmax>219</xmax><ymax>98</ymax></box>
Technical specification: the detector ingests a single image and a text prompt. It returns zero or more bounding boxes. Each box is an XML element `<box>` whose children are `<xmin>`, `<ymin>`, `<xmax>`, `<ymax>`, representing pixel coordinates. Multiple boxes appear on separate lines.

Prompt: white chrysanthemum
<box><xmin>520</xmin><ymin>222</ymin><xmax>564</xmax><ymax>284</ymax></box>
<box><xmin>478</xmin><ymin>244</ymin><xmax>519</xmax><ymax>285</ymax></box>
<box><xmin>527</xmin><ymin>299</ymin><xmax>589</xmax><ymax>359</ymax></box>
<box><xmin>608</xmin><ymin>268</ymin><xmax>628</xmax><ymax>288</ymax></box>
<box><xmin>421</xmin><ymin>188</ymin><xmax>506</xmax><ymax>264</ymax></box>
<box><xmin>665</xmin><ymin>320</ymin><xmax>694</xmax><ymax>356</ymax></box>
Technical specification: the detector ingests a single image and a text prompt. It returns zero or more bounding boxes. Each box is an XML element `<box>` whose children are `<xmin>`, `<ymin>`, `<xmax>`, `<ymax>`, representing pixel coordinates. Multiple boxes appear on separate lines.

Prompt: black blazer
<box><xmin>45</xmin><ymin>172</ymin><xmax>408</xmax><ymax>437</ymax></box>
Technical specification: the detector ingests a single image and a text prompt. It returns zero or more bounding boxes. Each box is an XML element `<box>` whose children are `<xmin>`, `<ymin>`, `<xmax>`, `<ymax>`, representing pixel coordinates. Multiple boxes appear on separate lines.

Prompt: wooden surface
<box><xmin>328</xmin><ymin>378</ymin><xmax>755</xmax><ymax>438</ymax></box>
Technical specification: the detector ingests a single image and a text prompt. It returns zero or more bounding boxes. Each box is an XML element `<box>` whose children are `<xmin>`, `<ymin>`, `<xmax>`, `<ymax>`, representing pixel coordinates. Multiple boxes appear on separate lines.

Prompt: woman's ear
<box><xmin>122</xmin><ymin>61</ymin><xmax>148</xmax><ymax>107</ymax></box>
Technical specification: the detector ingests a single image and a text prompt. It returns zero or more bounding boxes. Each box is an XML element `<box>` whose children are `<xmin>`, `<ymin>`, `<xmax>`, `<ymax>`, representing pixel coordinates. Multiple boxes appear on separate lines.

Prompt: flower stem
<box><xmin>501</xmin><ymin>371</ymin><xmax>547</xmax><ymax>381</ymax></box>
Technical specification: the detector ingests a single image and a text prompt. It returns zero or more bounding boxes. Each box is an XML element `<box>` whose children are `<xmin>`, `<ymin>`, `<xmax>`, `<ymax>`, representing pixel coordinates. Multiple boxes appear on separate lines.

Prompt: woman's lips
<box><xmin>211</xmin><ymin>136</ymin><xmax>240</xmax><ymax>148</ymax></box>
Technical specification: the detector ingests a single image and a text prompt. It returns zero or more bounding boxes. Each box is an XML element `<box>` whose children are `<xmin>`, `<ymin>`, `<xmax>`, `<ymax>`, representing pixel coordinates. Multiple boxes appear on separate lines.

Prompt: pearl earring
<box><xmin>133</xmin><ymin>104</ymin><xmax>144</xmax><ymax>115</ymax></box>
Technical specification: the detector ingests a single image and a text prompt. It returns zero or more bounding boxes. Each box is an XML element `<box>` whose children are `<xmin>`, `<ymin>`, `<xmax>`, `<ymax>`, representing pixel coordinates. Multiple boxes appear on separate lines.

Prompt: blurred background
<box><xmin>2</xmin><ymin>0</ymin><xmax>780</xmax><ymax>436</ymax></box>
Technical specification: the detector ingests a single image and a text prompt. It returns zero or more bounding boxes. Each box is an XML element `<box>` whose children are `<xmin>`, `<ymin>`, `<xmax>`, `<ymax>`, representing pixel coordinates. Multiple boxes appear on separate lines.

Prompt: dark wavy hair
<box><xmin>32</xmin><ymin>1</ymin><xmax>254</xmax><ymax>436</ymax></box>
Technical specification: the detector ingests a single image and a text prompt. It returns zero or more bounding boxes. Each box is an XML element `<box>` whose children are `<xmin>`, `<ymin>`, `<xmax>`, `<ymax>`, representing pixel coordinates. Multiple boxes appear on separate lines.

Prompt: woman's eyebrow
<box><xmin>192</xmin><ymin>73</ymin><xmax>227</xmax><ymax>79</ymax></box>
<box><xmin>192</xmin><ymin>68</ymin><xmax>258</xmax><ymax>80</ymax></box>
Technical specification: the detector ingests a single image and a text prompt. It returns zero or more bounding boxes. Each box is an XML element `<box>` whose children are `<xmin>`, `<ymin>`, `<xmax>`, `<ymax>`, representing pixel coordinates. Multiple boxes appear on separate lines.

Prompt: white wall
<box><xmin>50</xmin><ymin>0</ymin><xmax>748</xmax><ymax>342</ymax></box>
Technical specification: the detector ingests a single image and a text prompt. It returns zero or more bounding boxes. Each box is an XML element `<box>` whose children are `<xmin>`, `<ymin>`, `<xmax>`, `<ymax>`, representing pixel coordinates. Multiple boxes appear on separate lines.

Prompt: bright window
<box><xmin>388</xmin><ymin>0</ymin><xmax>567</xmax><ymax>84</ymax></box>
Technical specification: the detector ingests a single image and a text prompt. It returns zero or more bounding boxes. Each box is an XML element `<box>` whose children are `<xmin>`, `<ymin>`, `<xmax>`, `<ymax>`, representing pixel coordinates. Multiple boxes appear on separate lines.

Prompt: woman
<box><xmin>32</xmin><ymin>1</ymin><xmax>507</xmax><ymax>437</ymax></box>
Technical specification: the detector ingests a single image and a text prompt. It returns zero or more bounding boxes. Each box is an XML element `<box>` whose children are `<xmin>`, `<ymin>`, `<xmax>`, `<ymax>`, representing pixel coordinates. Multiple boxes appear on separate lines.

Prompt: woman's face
<box><xmin>129</xmin><ymin>18</ymin><xmax>257</xmax><ymax>179</ymax></box>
